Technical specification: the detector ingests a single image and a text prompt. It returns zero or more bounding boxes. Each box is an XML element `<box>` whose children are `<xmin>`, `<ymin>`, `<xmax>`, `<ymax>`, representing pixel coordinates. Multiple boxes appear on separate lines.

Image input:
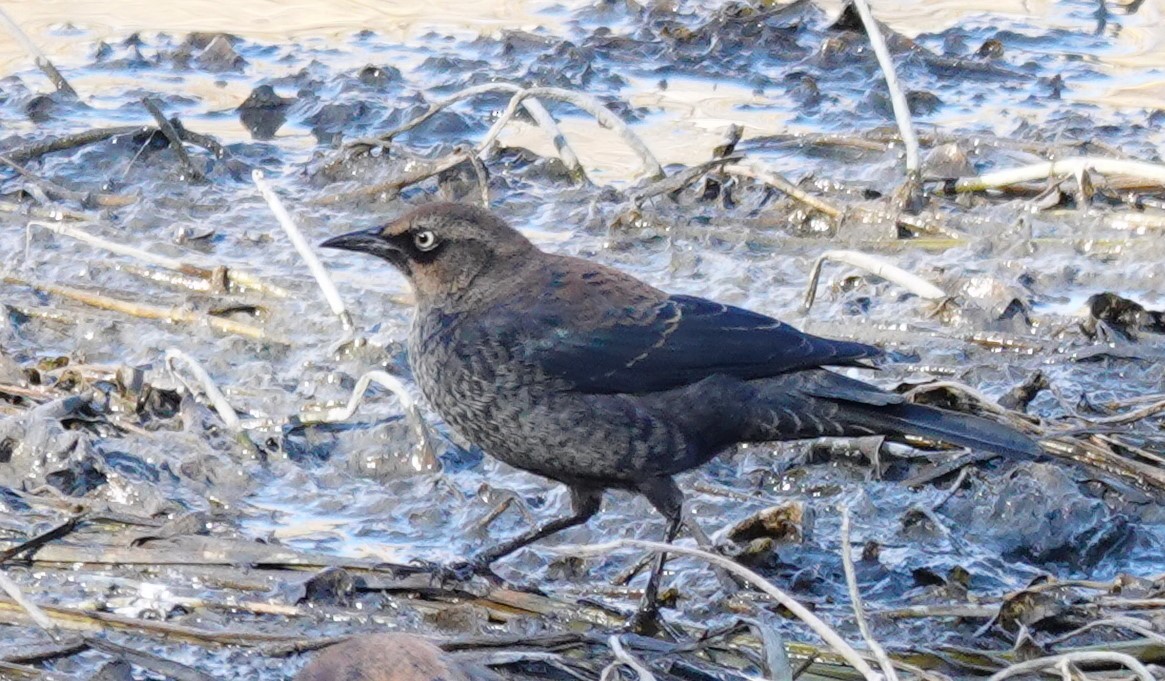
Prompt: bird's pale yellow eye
<box><xmin>413</xmin><ymin>229</ymin><xmax>438</xmax><ymax>251</ymax></box>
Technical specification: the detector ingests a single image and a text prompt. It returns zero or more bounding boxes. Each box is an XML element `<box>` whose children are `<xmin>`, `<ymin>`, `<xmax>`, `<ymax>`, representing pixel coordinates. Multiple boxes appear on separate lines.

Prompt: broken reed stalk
<box><xmin>1</xmin><ymin>274</ymin><xmax>288</xmax><ymax>344</ymax></box>
<box><xmin>725</xmin><ymin>162</ymin><xmax>842</xmax><ymax>217</ymax></box>
<box><xmin>802</xmin><ymin>250</ymin><xmax>947</xmax><ymax>313</ymax></box>
<box><xmin>0</xmin><ymin>7</ymin><xmax>77</xmax><ymax>97</ymax></box>
<box><xmin>27</xmin><ymin>221</ymin><xmax>289</xmax><ymax>298</ymax></box>
<box><xmin>347</xmin><ymin>83</ymin><xmax>587</xmax><ymax>182</ymax></box>
<box><xmin>520</xmin><ymin>97</ymin><xmax>587</xmax><ymax>183</ymax></box>
<box><xmin>1105</xmin><ymin>210</ymin><xmax>1165</xmax><ymax>231</ymax></box>
<box><xmin>141</xmin><ymin>97</ymin><xmax>206</xmax><ymax>182</ymax></box>
<box><xmin>117</xmin><ymin>263</ymin><xmax>221</xmax><ymax>293</ymax></box>
<box><xmin>0</xmin><ymin>199</ymin><xmax>91</xmax><ymax>222</ymax></box>
<box><xmin>0</xmin><ymin>516</ymin><xmax>81</xmax><ymax>566</ymax></box>
<box><xmin>0</xmin><ymin>126</ymin><xmax>145</xmax><ymax>164</ymax></box>
<box><xmin>0</xmin><ymin>637</ymin><xmax>88</xmax><ymax>665</ymax></box>
<box><xmin>986</xmin><ymin>651</ymin><xmax>1153</xmax><ymax>681</ymax></box>
<box><xmin>83</xmin><ymin>637</ymin><xmax>218</xmax><ymax>681</ymax></box>
<box><xmin>164</xmin><ymin>348</ymin><xmax>241</xmax><ymax>431</ymax></box>
<box><xmin>0</xmin><ymin>570</ymin><xmax>57</xmax><ymax>634</ymax></box>
<box><xmin>477</xmin><ymin>86</ymin><xmax>664</xmax><ymax>181</ymax></box>
<box><xmin>252</xmin><ymin>170</ymin><xmax>353</xmax><ymax>331</ymax></box>
<box><xmin>724</xmin><ymin>163</ymin><xmax>960</xmax><ymax>239</ymax></box>
<box><xmin>630</xmin><ymin>155</ymin><xmax>742</xmax><ymax>205</ymax></box>
<box><xmin>311</xmin><ymin>149</ymin><xmax>472</xmax><ymax>205</ymax></box>
<box><xmin>297</xmin><ymin>370</ymin><xmax>438</xmax><ymax>473</ymax></box>
<box><xmin>347</xmin><ymin>82</ymin><xmax>587</xmax><ymax>179</ymax></box>
<box><xmin>464</xmin><ymin>146</ymin><xmax>491</xmax><ymax>207</ymax></box>
<box><xmin>550</xmin><ymin>539</ymin><xmax>884</xmax><ymax>681</ymax></box>
<box><xmin>839</xmin><ymin>507</ymin><xmax>900</xmax><ymax>681</ymax></box>
<box><xmin>850</xmin><ymin>0</ymin><xmax>919</xmax><ymax>174</ymax></box>
<box><xmin>0</xmin><ymin>595</ymin><xmax>305</xmax><ymax>646</ymax></box>
<box><xmin>949</xmin><ymin>157</ymin><xmax>1165</xmax><ymax>192</ymax></box>
<box><xmin>0</xmin><ymin>659</ymin><xmax>74</xmax><ymax>680</ymax></box>
<box><xmin>604</xmin><ymin>635</ymin><xmax>656</xmax><ymax>681</ymax></box>
<box><xmin>0</xmin><ymin>154</ymin><xmax>136</xmax><ymax>208</ymax></box>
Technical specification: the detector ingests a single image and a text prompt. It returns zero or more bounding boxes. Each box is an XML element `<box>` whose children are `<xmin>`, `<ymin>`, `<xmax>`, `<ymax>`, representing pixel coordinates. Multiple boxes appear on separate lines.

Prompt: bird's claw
<box><xmin>625</xmin><ymin>605</ymin><xmax>660</xmax><ymax>636</ymax></box>
<box><xmin>408</xmin><ymin>557</ymin><xmax>497</xmax><ymax>587</ymax></box>
<box><xmin>439</xmin><ymin>559</ymin><xmax>481</xmax><ymax>583</ymax></box>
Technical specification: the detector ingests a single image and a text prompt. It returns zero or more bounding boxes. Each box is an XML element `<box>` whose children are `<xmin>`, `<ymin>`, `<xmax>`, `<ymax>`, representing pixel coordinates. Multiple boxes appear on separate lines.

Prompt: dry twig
<box><xmin>0</xmin><ymin>155</ymin><xmax>136</xmax><ymax>208</ymax></box>
<box><xmin>1</xmin><ymin>126</ymin><xmax>145</xmax><ymax>164</ymax></box>
<box><xmin>141</xmin><ymin>98</ymin><xmax>206</xmax><ymax>182</ymax></box>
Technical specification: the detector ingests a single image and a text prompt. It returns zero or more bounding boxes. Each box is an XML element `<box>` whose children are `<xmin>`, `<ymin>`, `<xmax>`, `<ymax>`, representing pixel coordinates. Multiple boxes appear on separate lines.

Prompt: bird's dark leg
<box><xmin>465</xmin><ymin>486</ymin><xmax>603</xmax><ymax>572</ymax></box>
<box><xmin>627</xmin><ymin>476</ymin><xmax>686</xmax><ymax>634</ymax></box>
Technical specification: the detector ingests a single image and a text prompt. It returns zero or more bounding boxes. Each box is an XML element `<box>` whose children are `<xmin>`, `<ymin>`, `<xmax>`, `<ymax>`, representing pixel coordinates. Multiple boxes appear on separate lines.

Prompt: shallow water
<box><xmin>0</xmin><ymin>0</ymin><xmax>1164</xmax><ymax>677</ymax></box>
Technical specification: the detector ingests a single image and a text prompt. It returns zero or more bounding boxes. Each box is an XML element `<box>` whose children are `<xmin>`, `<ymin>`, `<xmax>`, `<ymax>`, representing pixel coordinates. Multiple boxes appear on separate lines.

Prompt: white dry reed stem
<box><xmin>476</xmin><ymin>87</ymin><xmax>663</xmax><ymax>181</ymax></box>
<box><xmin>298</xmin><ymin>370</ymin><xmax>437</xmax><ymax>473</ymax></box>
<box><xmin>0</xmin><ymin>7</ymin><xmax>76</xmax><ymax>96</ymax></box>
<box><xmin>803</xmin><ymin>250</ymin><xmax>946</xmax><ymax>313</ymax></box>
<box><xmin>840</xmin><ymin>507</ymin><xmax>899</xmax><ymax>681</ymax></box>
<box><xmin>0</xmin><ymin>570</ymin><xmax>57</xmax><ymax>634</ymax></box>
<box><xmin>987</xmin><ymin>651</ymin><xmax>1153</xmax><ymax>681</ymax></box>
<box><xmin>27</xmin><ymin>221</ymin><xmax>289</xmax><ymax>297</ymax></box>
<box><xmin>850</xmin><ymin>0</ymin><xmax>919</xmax><ymax>172</ymax></box>
<box><xmin>164</xmin><ymin>348</ymin><xmax>241</xmax><ymax>432</ymax></box>
<box><xmin>602</xmin><ymin>635</ymin><xmax>657</xmax><ymax>681</ymax></box>
<box><xmin>954</xmin><ymin>157</ymin><xmax>1165</xmax><ymax>192</ymax></box>
<box><xmin>253</xmin><ymin>170</ymin><xmax>353</xmax><ymax>330</ymax></box>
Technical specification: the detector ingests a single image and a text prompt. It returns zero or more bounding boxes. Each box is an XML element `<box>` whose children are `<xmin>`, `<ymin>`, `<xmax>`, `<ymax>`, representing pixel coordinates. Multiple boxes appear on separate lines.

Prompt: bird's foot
<box><xmin>624</xmin><ymin>604</ymin><xmax>661</xmax><ymax>636</ymax></box>
<box><xmin>624</xmin><ymin>584</ymin><xmax>684</xmax><ymax>638</ymax></box>
<box><xmin>409</xmin><ymin>557</ymin><xmax>504</xmax><ymax>587</ymax></box>
<box><xmin>624</xmin><ymin>600</ymin><xmax>685</xmax><ymax>639</ymax></box>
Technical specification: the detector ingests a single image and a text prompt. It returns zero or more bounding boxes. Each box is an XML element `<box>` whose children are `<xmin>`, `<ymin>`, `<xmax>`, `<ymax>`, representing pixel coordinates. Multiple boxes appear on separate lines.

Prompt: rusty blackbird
<box><xmin>321</xmin><ymin>203</ymin><xmax>1040</xmax><ymax>622</ymax></box>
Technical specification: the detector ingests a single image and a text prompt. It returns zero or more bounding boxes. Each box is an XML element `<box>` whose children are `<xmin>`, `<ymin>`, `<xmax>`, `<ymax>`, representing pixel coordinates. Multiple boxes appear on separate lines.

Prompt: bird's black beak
<box><xmin>320</xmin><ymin>227</ymin><xmax>397</xmax><ymax>259</ymax></box>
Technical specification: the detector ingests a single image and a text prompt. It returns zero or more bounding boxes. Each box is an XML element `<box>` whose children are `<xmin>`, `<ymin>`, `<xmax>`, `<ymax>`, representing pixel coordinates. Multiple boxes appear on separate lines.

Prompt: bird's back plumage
<box><xmin>452</xmin><ymin>253</ymin><xmax>883</xmax><ymax>394</ymax></box>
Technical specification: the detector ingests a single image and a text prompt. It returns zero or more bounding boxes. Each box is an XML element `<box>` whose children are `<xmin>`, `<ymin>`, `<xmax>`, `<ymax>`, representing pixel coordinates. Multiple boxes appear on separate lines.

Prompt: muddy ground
<box><xmin>0</xmin><ymin>0</ymin><xmax>1163</xmax><ymax>679</ymax></box>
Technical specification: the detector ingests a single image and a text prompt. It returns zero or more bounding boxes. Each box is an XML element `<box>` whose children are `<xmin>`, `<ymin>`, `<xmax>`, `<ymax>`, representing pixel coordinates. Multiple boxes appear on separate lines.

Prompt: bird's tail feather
<box><xmin>844</xmin><ymin>401</ymin><xmax>1042</xmax><ymax>460</ymax></box>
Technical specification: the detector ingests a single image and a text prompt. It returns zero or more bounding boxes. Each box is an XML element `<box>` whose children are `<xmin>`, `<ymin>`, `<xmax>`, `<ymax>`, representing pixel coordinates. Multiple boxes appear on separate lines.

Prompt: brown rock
<box><xmin>294</xmin><ymin>634</ymin><xmax>470</xmax><ymax>681</ymax></box>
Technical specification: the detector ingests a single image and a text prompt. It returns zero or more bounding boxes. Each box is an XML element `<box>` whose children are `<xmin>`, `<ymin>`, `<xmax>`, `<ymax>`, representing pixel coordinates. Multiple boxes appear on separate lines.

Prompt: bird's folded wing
<box><xmin>516</xmin><ymin>293</ymin><xmax>882</xmax><ymax>394</ymax></box>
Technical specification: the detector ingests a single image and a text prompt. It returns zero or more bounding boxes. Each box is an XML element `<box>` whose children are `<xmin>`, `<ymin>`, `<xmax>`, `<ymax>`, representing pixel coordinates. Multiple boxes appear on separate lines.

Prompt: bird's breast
<box><xmin>408</xmin><ymin>309</ymin><xmax>545</xmax><ymax>446</ymax></box>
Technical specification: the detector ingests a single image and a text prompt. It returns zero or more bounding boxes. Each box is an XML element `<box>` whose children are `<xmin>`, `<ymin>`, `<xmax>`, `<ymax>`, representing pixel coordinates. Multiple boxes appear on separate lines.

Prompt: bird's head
<box><xmin>321</xmin><ymin>202</ymin><xmax>535</xmax><ymax>304</ymax></box>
